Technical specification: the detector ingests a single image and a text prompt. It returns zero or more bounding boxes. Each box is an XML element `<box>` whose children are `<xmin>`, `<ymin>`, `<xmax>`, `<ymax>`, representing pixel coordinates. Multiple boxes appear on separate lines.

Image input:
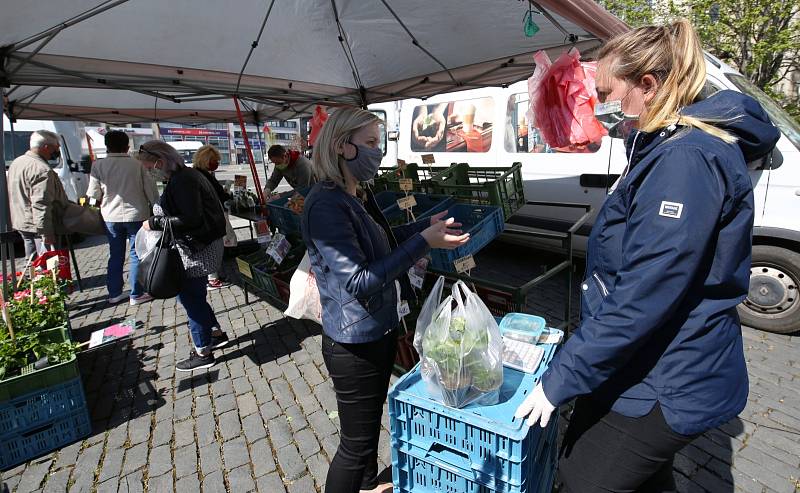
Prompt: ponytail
<box><xmin>598</xmin><ymin>19</ymin><xmax>736</xmax><ymax>144</ymax></box>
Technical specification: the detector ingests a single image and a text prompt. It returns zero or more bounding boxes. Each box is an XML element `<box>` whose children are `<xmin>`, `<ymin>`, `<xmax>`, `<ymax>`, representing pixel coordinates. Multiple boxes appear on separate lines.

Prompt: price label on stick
<box><xmin>234</xmin><ymin>175</ymin><xmax>248</xmax><ymax>190</ymax></box>
<box><xmin>408</xmin><ymin>257</ymin><xmax>428</xmax><ymax>289</ymax></box>
<box><xmin>397</xmin><ymin>159</ymin><xmax>407</xmax><ymax>169</ymax></box>
<box><xmin>398</xmin><ymin>300</ymin><xmax>411</xmax><ymax>319</ymax></box>
<box><xmin>398</xmin><ymin>178</ymin><xmax>413</xmax><ymax>192</ymax></box>
<box><xmin>236</xmin><ymin>258</ymin><xmax>253</xmax><ymax>279</ymax></box>
<box><xmin>397</xmin><ymin>195</ymin><xmax>417</xmax><ymax>210</ymax></box>
<box><xmin>421</xmin><ymin>154</ymin><xmax>435</xmax><ymax>164</ymax></box>
<box><xmin>266</xmin><ymin>233</ymin><xmax>291</xmax><ymax>265</ymax></box>
<box><xmin>46</xmin><ymin>256</ymin><xmax>59</xmax><ymax>272</ymax></box>
<box><xmin>454</xmin><ymin>255</ymin><xmax>476</xmax><ymax>274</ymax></box>
<box><xmin>255</xmin><ymin>220</ymin><xmax>272</xmax><ymax>244</ymax></box>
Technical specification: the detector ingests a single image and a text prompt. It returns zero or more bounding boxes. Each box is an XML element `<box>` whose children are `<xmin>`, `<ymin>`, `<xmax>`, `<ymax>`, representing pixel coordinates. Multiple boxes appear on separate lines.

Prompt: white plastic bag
<box><xmin>57</xmin><ymin>163</ymin><xmax>79</xmax><ymax>202</ymax></box>
<box><xmin>414</xmin><ymin>278</ymin><xmax>504</xmax><ymax>408</ymax></box>
<box><xmin>223</xmin><ymin>212</ymin><xmax>238</xmax><ymax>248</ymax></box>
<box><xmin>135</xmin><ymin>227</ymin><xmax>163</xmax><ymax>262</ymax></box>
<box><xmin>284</xmin><ymin>252</ymin><xmax>322</xmax><ymax>324</ymax></box>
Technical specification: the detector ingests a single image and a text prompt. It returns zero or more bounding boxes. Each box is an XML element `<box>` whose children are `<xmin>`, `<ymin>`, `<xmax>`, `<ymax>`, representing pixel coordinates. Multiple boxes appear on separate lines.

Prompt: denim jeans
<box><xmin>105</xmin><ymin>221</ymin><xmax>143</xmax><ymax>297</ymax></box>
<box><xmin>177</xmin><ymin>276</ymin><xmax>220</xmax><ymax>353</ymax></box>
<box><xmin>321</xmin><ymin>331</ymin><xmax>397</xmax><ymax>493</ymax></box>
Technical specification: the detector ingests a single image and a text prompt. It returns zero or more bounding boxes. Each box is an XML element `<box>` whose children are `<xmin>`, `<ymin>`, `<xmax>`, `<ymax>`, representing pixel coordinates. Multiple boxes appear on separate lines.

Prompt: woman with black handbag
<box><xmin>137</xmin><ymin>141</ymin><xmax>230</xmax><ymax>371</ymax></box>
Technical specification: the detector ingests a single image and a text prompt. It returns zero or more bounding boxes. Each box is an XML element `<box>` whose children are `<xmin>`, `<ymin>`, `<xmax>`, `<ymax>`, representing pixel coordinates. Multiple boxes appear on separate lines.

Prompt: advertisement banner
<box><xmin>161</xmin><ymin>127</ymin><xmax>229</xmax><ymax>138</ymax></box>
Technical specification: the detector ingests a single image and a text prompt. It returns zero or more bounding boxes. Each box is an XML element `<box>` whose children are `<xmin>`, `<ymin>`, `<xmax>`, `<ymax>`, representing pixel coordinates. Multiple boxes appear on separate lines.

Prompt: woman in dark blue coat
<box><xmin>515</xmin><ymin>19</ymin><xmax>780</xmax><ymax>492</ymax></box>
<box><xmin>301</xmin><ymin>107</ymin><xmax>469</xmax><ymax>493</ymax></box>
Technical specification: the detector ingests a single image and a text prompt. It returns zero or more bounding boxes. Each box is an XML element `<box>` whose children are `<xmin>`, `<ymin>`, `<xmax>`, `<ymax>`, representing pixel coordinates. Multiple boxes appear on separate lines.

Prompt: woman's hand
<box><xmin>514</xmin><ymin>382</ymin><xmax>556</xmax><ymax>428</ymax></box>
<box><xmin>142</xmin><ymin>220</ymin><xmax>152</xmax><ymax>231</ymax></box>
<box><xmin>429</xmin><ymin>210</ymin><xmax>462</xmax><ymax>229</ymax></box>
<box><xmin>421</xmin><ymin>216</ymin><xmax>469</xmax><ymax>249</ymax></box>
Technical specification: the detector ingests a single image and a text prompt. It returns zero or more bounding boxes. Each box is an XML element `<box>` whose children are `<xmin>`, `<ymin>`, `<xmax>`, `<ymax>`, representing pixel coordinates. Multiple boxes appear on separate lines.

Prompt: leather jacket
<box><xmin>302</xmin><ymin>181</ymin><xmax>430</xmax><ymax>343</ymax></box>
<box><xmin>148</xmin><ymin>167</ymin><xmax>226</xmax><ymax>250</ymax></box>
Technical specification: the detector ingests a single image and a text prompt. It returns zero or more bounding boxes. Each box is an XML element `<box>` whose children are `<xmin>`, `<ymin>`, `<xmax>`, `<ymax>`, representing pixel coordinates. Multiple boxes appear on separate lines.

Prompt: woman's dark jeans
<box><xmin>322</xmin><ymin>330</ymin><xmax>397</xmax><ymax>493</ymax></box>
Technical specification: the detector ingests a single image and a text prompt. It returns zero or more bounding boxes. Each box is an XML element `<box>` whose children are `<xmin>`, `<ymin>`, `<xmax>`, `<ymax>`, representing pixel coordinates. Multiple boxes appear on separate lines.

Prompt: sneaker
<box><xmin>176</xmin><ymin>350</ymin><xmax>215</xmax><ymax>372</ymax></box>
<box><xmin>207</xmin><ymin>279</ymin><xmax>231</xmax><ymax>290</ymax></box>
<box><xmin>108</xmin><ymin>292</ymin><xmax>129</xmax><ymax>304</ymax></box>
<box><xmin>130</xmin><ymin>293</ymin><xmax>154</xmax><ymax>306</ymax></box>
<box><xmin>211</xmin><ymin>332</ymin><xmax>230</xmax><ymax>349</ymax></box>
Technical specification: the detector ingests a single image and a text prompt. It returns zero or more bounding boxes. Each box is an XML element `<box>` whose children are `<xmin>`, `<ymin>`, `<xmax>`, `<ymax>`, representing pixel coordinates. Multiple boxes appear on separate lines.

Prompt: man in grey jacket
<box><xmin>87</xmin><ymin>130</ymin><xmax>159</xmax><ymax>305</ymax></box>
<box><xmin>7</xmin><ymin>130</ymin><xmax>69</xmax><ymax>259</ymax></box>
<box><xmin>262</xmin><ymin>145</ymin><xmax>316</xmax><ymax>197</ymax></box>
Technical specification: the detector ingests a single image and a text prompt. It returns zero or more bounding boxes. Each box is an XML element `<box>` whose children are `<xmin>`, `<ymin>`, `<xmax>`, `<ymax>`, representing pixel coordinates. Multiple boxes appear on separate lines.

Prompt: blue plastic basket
<box><xmin>429</xmin><ymin>204</ymin><xmax>504</xmax><ymax>272</ymax></box>
<box><xmin>0</xmin><ymin>402</ymin><xmax>91</xmax><ymax>470</ymax></box>
<box><xmin>264</xmin><ymin>187</ymin><xmax>311</xmax><ymax>236</ymax></box>
<box><xmin>389</xmin><ymin>322</ymin><xmax>563</xmax><ymax>490</ymax></box>
<box><xmin>0</xmin><ymin>378</ymin><xmax>87</xmax><ymax>439</ymax></box>
<box><xmin>374</xmin><ymin>192</ymin><xmax>456</xmax><ymax>226</ymax></box>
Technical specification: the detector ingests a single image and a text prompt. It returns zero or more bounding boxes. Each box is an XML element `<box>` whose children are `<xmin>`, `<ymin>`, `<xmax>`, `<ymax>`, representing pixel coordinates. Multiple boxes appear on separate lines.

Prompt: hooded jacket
<box><xmin>541</xmin><ymin>91</ymin><xmax>780</xmax><ymax>435</ymax></box>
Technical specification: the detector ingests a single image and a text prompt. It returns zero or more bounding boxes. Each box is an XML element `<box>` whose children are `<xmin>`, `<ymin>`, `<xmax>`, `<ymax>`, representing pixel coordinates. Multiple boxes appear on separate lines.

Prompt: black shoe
<box><xmin>176</xmin><ymin>350</ymin><xmax>215</xmax><ymax>372</ymax></box>
<box><xmin>211</xmin><ymin>332</ymin><xmax>230</xmax><ymax>349</ymax></box>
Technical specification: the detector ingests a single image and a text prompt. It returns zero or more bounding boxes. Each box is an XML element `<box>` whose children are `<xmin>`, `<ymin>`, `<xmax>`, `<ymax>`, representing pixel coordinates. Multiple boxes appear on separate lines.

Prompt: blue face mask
<box><xmin>344</xmin><ymin>142</ymin><xmax>382</xmax><ymax>182</ymax></box>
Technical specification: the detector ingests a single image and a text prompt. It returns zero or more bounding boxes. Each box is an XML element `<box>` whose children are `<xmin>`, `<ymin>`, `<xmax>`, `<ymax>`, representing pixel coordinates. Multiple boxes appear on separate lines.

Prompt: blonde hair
<box><xmin>598</xmin><ymin>18</ymin><xmax>736</xmax><ymax>143</ymax></box>
<box><xmin>193</xmin><ymin>145</ymin><xmax>221</xmax><ymax>171</ymax></box>
<box><xmin>312</xmin><ymin>106</ymin><xmax>381</xmax><ymax>187</ymax></box>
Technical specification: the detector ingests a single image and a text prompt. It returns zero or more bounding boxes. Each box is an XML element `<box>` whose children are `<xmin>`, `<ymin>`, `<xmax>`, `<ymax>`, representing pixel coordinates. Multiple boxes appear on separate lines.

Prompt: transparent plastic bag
<box><xmin>135</xmin><ymin>227</ymin><xmax>163</xmax><ymax>262</ymax></box>
<box><xmin>414</xmin><ymin>278</ymin><xmax>504</xmax><ymax>408</ymax></box>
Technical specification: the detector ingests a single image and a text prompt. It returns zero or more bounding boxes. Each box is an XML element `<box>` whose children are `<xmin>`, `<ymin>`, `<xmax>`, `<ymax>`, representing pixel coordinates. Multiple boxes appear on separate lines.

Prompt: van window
<box><xmin>505</xmin><ymin>93</ymin><xmax>600</xmax><ymax>154</ymax></box>
<box><xmin>410</xmin><ymin>97</ymin><xmax>494</xmax><ymax>153</ymax></box>
<box><xmin>370</xmin><ymin>109</ymin><xmax>387</xmax><ymax>155</ymax></box>
<box><xmin>725</xmin><ymin>74</ymin><xmax>800</xmax><ymax>151</ymax></box>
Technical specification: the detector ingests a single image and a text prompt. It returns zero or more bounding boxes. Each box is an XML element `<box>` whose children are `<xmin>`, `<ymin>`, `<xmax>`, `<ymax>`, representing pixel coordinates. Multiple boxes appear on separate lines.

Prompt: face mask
<box><xmin>150</xmin><ymin>163</ymin><xmax>169</xmax><ymax>182</ymax></box>
<box><xmin>47</xmin><ymin>155</ymin><xmax>62</xmax><ymax>168</ymax></box>
<box><xmin>595</xmin><ymin>100</ymin><xmax>639</xmax><ymax>140</ymax></box>
<box><xmin>208</xmin><ymin>161</ymin><xmax>219</xmax><ymax>172</ymax></box>
<box><xmin>344</xmin><ymin>143</ymin><xmax>382</xmax><ymax>182</ymax></box>
<box><xmin>274</xmin><ymin>162</ymin><xmax>288</xmax><ymax>171</ymax></box>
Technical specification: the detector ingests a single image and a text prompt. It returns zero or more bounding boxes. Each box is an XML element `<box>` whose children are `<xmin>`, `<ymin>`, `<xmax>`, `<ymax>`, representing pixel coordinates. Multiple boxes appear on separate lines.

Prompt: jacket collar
<box><xmin>25</xmin><ymin>150</ymin><xmax>49</xmax><ymax>165</ymax></box>
<box><xmin>106</xmin><ymin>152</ymin><xmax>130</xmax><ymax>157</ymax></box>
<box><xmin>624</xmin><ymin>124</ymin><xmax>680</xmax><ymax>169</ymax></box>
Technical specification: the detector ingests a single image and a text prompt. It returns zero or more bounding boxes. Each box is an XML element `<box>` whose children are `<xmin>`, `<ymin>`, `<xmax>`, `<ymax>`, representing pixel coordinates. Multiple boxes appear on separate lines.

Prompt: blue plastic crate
<box><xmin>264</xmin><ymin>187</ymin><xmax>311</xmax><ymax>235</ymax></box>
<box><xmin>0</xmin><ymin>378</ymin><xmax>87</xmax><ymax>439</ymax></box>
<box><xmin>0</xmin><ymin>403</ymin><xmax>91</xmax><ymax>470</ymax></box>
<box><xmin>392</xmin><ymin>415</ymin><xmax>559</xmax><ymax>493</ymax></box>
<box><xmin>429</xmin><ymin>204</ymin><xmax>504</xmax><ymax>272</ymax></box>
<box><xmin>374</xmin><ymin>192</ymin><xmax>456</xmax><ymax>226</ymax></box>
<box><xmin>389</xmin><ymin>323</ymin><xmax>563</xmax><ymax>489</ymax></box>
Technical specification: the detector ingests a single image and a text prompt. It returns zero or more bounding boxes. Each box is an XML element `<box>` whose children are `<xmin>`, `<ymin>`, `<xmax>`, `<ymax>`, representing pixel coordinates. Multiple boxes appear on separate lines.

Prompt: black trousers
<box><xmin>322</xmin><ymin>330</ymin><xmax>397</xmax><ymax>493</ymax></box>
<box><xmin>559</xmin><ymin>397</ymin><xmax>699</xmax><ymax>493</ymax></box>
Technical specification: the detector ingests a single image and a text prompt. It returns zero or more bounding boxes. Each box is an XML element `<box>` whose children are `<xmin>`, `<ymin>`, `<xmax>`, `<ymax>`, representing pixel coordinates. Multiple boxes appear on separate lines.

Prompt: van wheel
<box><xmin>738</xmin><ymin>245</ymin><xmax>800</xmax><ymax>334</ymax></box>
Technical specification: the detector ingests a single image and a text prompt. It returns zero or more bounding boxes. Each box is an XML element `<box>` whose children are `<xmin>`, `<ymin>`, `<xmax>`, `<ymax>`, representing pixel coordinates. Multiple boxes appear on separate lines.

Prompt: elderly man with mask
<box><xmin>261</xmin><ymin>144</ymin><xmax>316</xmax><ymax>198</ymax></box>
<box><xmin>7</xmin><ymin>130</ymin><xmax>69</xmax><ymax>258</ymax></box>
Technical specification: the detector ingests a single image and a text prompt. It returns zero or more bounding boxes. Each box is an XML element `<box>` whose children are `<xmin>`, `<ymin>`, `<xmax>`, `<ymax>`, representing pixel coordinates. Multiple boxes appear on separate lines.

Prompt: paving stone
<box><xmin>118</xmin><ymin>470</ymin><xmax>144</xmax><ymax>493</ymax></box>
<box><xmin>214</xmin><ymin>393</ymin><xmax>237</xmax><ymax>415</ymax></box>
<box><xmin>147</xmin><ymin>444</ymin><xmax>172</xmax><ymax>478</ymax></box>
<box><xmin>305</xmin><ymin>452</ymin><xmax>330</xmax><ymax>488</ymax></box>
<box><xmin>174</xmin><ymin>443</ymin><xmax>198</xmax><ymax>479</ymax></box>
<box><xmin>173</xmin><ymin>395</ymin><xmax>194</xmax><ymax>420</ymax></box>
<box><xmin>194</xmin><ymin>394</ymin><xmax>213</xmax><ymax>416</ymax></box>
<box><xmin>242</xmin><ymin>412</ymin><xmax>268</xmax><ymax>444</ymax></box>
<box><xmin>219</xmin><ymin>410</ymin><xmax>243</xmax><ymax>441</ymax></box>
<box><xmin>237</xmin><ymin>393</ymin><xmax>259</xmax><ymax>417</ymax></box>
<box><xmin>175</xmin><ymin>472</ymin><xmax>201</xmax><ymax>492</ymax></box>
<box><xmin>127</xmin><ymin>414</ymin><xmax>152</xmax><ymax>445</ymax></box>
<box><xmin>308</xmin><ymin>409</ymin><xmax>338</xmax><ymax>438</ymax></box>
<box><xmin>267</xmin><ymin>417</ymin><xmax>294</xmax><ymax>449</ymax></box>
<box><xmin>286</xmin><ymin>474</ymin><xmax>315</xmax><ymax>493</ymax></box>
<box><xmin>151</xmin><ymin>418</ymin><xmax>174</xmax><ymax>447</ymax></box>
<box><xmin>228</xmin><ymin>464</ymin><xmax>257</xmax><ymax>492</ymax></box>
<box><xmin>94</xmin><ymin>478</ymin><xmax>119</xmax><ymax>493</ymax></box>
<box><xmin>98</xmin><ymin>447</ymin><xmax>125</xmax><ymax>483</ymax></box>
<box><xmin>147</xmin><ymin>472</ymin><xmax>174</xmax><ymax>493</ymax></box>
<box><xmin>259</xmin><ymin>400</ymin><xmax>281</xmax><ymax>421</ymax></box>
<box><xmin>54</xmin><ymin>441</ymin><xmax>82</xmax><ymax>469</ymax></box>
<box><xmin>270</xmin><ymin>378</ymin><xmax>296</xmax><ymax>409</ymax></box>
<box><xmin>42</xmin><ymin>469</ymin><xmax>72</xmax><ymax>493</ymax></box>
<box><xmin>201</xmin><ymin>469</ymin><xmax>227</xmax><ymax>493</ymax></box>
<box><xmin>223</xmin><ymin>436</ymin><xmax>250</xmax><ymax>469</ymax></box>
<box><xmin>276</xmin><ymin>444</ymin><xmax>307</xmax><ymax>482</ymax></box>
<box><xmin>174</xmin><ymin>419</ymin><xmax>195</xmax><ymax>448</ymax></box>
<box><xmin>284</xmin><ymin>405</ymin><xmax>309</xmax><ymax>433</ymax></box>
<box><xmin>16</xmin><ymin>460</ymin><xmax>52</xmax><ymax>493</ymax></box>
<box><xmin>251</xmin><ymin>379</ymin><xmax>274</xmax><ymax>403</ymax></box>
<box><xmin>195</xmin><ymin>412</ymin><xmax>217</xmax><ymax>446</ymax></box>
<box><xmin>256</xmin><ymin>472</ymin><xmax>288</xmax><ymax>493</ymax></box>
<box><xmin>295</xmin><ymin>428</ymin><xmax>321</xmax><ymax>459</ymax></box>
<box><xmin>232</xmin><ymin>376</ymin><xmax>253</xmax><ymax>395</ymax></box>
<box><xmin>121</xmin><ymin>441</ymin><xmax>149</xmax><ymax>477</ymax></box>
<box><xmin>71</xmin><ymin>443</ymin><xmax>104</xmax><ymax>492</ymax></box>
<box><xmin>250</xmin><ymin>438</ymin><xmax>277</xmax><ymax>478</ymax></box>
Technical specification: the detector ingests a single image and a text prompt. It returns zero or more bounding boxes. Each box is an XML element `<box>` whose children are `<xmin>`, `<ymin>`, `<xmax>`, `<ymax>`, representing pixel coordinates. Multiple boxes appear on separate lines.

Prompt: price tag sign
<box><xmin>89</xmin><ymin>198</ymin><xmax>98</xmax><ymax>206</ymax></box>
<box><xmin>234</xmin><ymin>175</ymin><xmax>248</xmax><ymax>190</ymax></box>
<box><xmin>266</xmin><ymin>233</ymin><xmax>291</xmax><ymax>265</ymax></box>
<box><xmin>398</xmin><ymin>300</ymin><xmax>411</xmax><ymax>319</ymax></box>
<box><xmin>421</xmin><ymin>154</ymin><xmax>435</xmax><ymax>164</ymax></box>
<box><xmin>454</xmin><ymin>255</ymin><xmax>476</xmax><ymax>273</ymax></box>
<box><xmin>408</xmin><ymin>257</ymin><xmax>428</xmax><ymax>289</ymax></box>
<box><xmin>79</xmin><ymin>197</ymin><xmax>86</xmax><ymax>206</ymax></box>
<box><xmin>397</xmin><ymin>159</ymin><xmax>407</xmax><ymax>169</ymax></box>
<box><xmin>236</xmin><ymin>258</ymin><xmax>253</xmax><ymax>279</ymax></box>
<box><xmin>256</xmin><ymin>220</ymin><xmax>272</xmax><ymax>244</ymax></box>
<box><xmin>46</xmin><ymin>256</ymin><xmax>59</xmax><ymax>272</ymax></box>
<box><xmin>397</xmin><ymin>195</ymin><xmax>417</xmax><ymax>210</ymax></box>
<box><xmin>398</xmin><ymin>178</ymin><xmax>413</xmax><ymax>192</ymax></box>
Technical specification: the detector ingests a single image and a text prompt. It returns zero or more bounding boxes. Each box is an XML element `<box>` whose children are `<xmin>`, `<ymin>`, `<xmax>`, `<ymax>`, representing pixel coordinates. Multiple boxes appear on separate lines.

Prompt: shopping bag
<box><xmin>140</xmin><ymin>222</ymin><xmax>184</xmax><ymax>299</ymax></box>
<box><xmin>415</xmin><ymin>278</ymin><xmax>504</xmax><ymax>408</ymax></box>
<box><xmin>134</xmin><ymin>227</ymin><xmax>162</xmax><ymax>262</ymax></box>
<box><xmin>223</xmin><ymin>213</ymin><xmax>238</xmax><ymax>248</ymax></box>
<box><xmin>32</xmin><ymin>250</ymin><xmax>71</xmax><ymax>282</ymax></box>
<box><xmin>55</xmin><ymin>201</ymin><xmax>105</xmax><ymax>236</ymax></box>
<box><xmin>284</xmin><ymin>252</ymin><xmax>322</xmax><ymax>324</ymax></box>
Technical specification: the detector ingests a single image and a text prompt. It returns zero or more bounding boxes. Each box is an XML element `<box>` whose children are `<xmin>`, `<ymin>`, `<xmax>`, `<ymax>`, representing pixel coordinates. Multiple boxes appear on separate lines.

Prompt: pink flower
<box><xmin>13</xmin><ymin>290</ymin><xmax>28</xmax><ymax>301</ymax></box>
<box><xmin>38</xmin><ymin>296</ymin><xmax>49</xmax><ymax>305</ymax></box>
<box><xmin>35</xmin><ymin>289</ymin><xmax>44</xmax><ymax>298</ymax></box>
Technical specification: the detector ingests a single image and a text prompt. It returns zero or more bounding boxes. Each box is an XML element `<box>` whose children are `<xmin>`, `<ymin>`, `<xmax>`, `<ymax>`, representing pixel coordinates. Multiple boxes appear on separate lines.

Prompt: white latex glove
<box><xmin>514</xmin><ymin>382</ymin><xmax>556</xmax><ymax>428</ymax></box>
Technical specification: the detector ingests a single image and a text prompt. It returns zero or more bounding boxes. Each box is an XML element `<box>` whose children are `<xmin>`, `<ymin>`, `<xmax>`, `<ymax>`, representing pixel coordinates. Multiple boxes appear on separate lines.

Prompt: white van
<box><xmin>371</xmin><ymin>54</ymin><xmax>800</xmax><ymax>334</ymax></box>
<box><xmin>166</xmin><ymin>140</ymin><xmax>203</xmax><ymax>166</ymax></box>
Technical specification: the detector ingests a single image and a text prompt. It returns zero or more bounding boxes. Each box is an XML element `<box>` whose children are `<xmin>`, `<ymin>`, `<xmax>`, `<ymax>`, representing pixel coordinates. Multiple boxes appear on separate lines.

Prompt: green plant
<box><xmin>3</xmin><ymin>288</ymin><xmax>67</xmax><ymax>333</ymax></box>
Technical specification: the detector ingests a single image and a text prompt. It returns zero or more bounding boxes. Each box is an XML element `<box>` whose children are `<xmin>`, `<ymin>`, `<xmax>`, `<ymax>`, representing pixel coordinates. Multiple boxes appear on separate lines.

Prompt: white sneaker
<box><xmin>130</xmin><ymin>293</ymin><xmax>154</xmax><ymax>306</ymax></box>
<box><xmin>108</xmin><ymin>292</ymin><xmax>129</xmax><ymax>304</ymax></box>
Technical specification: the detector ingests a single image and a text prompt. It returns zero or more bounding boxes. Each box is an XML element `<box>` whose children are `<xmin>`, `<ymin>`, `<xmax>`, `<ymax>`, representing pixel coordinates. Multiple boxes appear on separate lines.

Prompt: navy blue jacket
<box><xmin>301</xmin><ymin>182</ymin><xmax>430</xmax><ymax>343</ymax></box>
<box><xmin>542</xmin><ymin>91</ymin><xmax>780</xmax><ymax>435</ymax></box>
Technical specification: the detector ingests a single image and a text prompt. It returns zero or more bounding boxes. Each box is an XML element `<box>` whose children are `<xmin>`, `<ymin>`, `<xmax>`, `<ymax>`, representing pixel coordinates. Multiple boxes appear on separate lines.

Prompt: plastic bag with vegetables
<box><xmin>414</xmin><ymin>278</ymin><xmax>504</xmax><ymax>408</ymax></box>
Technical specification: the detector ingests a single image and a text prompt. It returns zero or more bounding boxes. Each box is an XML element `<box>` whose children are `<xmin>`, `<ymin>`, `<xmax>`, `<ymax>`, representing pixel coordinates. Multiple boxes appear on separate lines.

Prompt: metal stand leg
<box><xmin>64</xmin><ymin>234</ymin><xmax>83</xmax><ymax>292</ymax></box>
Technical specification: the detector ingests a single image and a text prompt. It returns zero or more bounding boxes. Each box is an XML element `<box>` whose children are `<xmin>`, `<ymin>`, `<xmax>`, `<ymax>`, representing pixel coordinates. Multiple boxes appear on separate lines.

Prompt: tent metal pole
<box><xmin>0</xmin><ymin>88</ymin><xmax>11</xmax><ymax>299</ymax></box>
<box><xmin>233</xmin><ymin>96</ymin><xmax>265</xmax><ymax>206</ymax></box>
<box><xmin>256</xmin><ymin>121</ymin><xmax>270</xmax><ymax>184</ymax></box>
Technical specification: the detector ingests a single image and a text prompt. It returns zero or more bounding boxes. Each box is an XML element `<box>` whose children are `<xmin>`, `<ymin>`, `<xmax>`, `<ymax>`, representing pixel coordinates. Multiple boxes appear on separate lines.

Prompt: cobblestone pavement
<box><xmin>1</xmin><ymin>237</ymin><xmax>798</xmax><ymax>493</ymax></box>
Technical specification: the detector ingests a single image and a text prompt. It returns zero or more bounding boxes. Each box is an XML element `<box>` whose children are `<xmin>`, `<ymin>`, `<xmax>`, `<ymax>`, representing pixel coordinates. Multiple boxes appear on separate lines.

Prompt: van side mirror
<box><xmin>748</xmin><ymin>147</ymin><xmax>783</xmax><ymax>171</ymax></box>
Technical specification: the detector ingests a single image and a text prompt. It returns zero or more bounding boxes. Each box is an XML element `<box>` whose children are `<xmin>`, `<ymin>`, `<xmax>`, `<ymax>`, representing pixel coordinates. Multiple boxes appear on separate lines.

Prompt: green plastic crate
<box><xmin>373</xmin><ymin>163</ymin><xmax>452</xmax><ymax>193</ymax></box>
<box><xmin>428</xmin><ymin>163</ymin><xmax>525</xmax><ymax>220</ymax></box>
<box><xmin>0</xmin><ymin>325</ymin><xmax>80</xmax><ymax>402</ymax></box>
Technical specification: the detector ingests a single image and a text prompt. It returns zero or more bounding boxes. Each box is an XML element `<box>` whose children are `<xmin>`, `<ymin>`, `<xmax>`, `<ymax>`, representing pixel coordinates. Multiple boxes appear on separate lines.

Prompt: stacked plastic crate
<box><xmin>388</xmin><ymin>322</ymin><xmax>562</xmax><ymax>493</ymax></box>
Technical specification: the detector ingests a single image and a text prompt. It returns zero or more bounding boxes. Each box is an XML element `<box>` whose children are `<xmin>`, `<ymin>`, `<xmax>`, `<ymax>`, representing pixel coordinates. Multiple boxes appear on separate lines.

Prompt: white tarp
<box><xmin>0</xmin><ymin>0</ymin><xmax>628</xmax><ymax>124</ymax></box>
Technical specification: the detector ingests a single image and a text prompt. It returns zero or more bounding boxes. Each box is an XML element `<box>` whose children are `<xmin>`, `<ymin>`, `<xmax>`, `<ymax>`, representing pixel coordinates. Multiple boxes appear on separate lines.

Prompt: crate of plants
<box><xmin>428</xmin><ymin>162</ymin><xmax>525</xmax><ymax>220</ymax></box>
<box><xmin>264</xmin><ymin>187</ymin><xmax>311</xmax><ymax>236</ymax></box>
<box><xmin>373</xmin><ymin>191</ymin><xmax>456</xmax><ymax>226</ymax></box>
<box><xmin>429</xmin><ymin>204</ymin><xmax>504</xmax><ymax>272</ymax></box>
<box><xmin>373</xmin><ymin>162</ymin><xmax>453</xmax><ymax>193</ymax></box>
<box><xmin>235</xmin><ymin>250</ymin><xmax>273</xmax><ymax>293</ymax></box>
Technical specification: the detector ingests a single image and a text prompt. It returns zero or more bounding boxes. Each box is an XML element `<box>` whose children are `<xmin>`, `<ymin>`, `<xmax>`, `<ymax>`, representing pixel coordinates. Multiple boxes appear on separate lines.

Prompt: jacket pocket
<box><xmin>581</xmin><ymin>271</ymin><xmax>608</xmax><ymax>317</ymax></box>
<box><xmin>340</xmin><ymin>293</ymin><xmax>384</xmax><ymax>330</ymax></box>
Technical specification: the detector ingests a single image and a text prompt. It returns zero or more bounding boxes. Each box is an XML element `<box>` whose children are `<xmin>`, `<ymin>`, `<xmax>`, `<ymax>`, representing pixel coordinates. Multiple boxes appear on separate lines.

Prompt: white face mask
<box><xmin>595</xmin><ymin>100</ymin><xmax>639</xmax><ymax>140</ymax></box>
<box><xmin>150</xmin><ymin>162</ymin><xmax>169</xmax><ymax>182</ymax></box>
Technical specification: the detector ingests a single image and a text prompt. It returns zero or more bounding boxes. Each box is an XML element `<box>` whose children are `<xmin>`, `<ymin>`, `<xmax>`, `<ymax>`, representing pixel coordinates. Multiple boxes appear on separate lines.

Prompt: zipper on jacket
<box><xmin>592</xmin><ymin>272</ymin><xmax>609</xmax><ymax>297</ymax></box>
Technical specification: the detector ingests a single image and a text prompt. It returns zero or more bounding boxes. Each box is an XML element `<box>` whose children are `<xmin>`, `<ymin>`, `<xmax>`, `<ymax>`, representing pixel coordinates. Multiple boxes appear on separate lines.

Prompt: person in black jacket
<box><xmin>193</xmin><ymin>145</ymin><xmax>232</xmax><ymax>290</ymax></box>
<box><xmin>137</xmin><ymin>140</ymin><xmax>231</xmax><ymax>371</ymax></box>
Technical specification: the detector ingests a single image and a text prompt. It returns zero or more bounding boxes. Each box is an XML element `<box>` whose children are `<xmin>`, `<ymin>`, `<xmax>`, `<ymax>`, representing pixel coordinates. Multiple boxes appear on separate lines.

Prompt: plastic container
<box><xmin>0</xmin><ymin>404</ymin><xmax>91</xmax><ymax>470</ymax></box>
<box><xmin>0</xmin><ymin>325</ymin><xmax>79</xmax><ymax>402</ymax></box>
<box><xmin>264</xmin><ymin>187</ymin><xmax>311</xmax><ymax>236</ymax></box>
<box><xmin>0</xmin><ymin>378</ymin><xmax>87</xmax><ymax>439</ymax></box>
<box><xmin>429</xmin><ymin>204</ymin><xmax>504</xmax><ymax>272</ymax></box>
<box><xmin>374</xmin><ymin>192</ymin><xmax>455</xmax><ymax>226</ymax></box>
<box><xmin>373</xmin><ymin>163</ymin><xmax>452</xmax><ymax>193</ymax></box>
<box><xmin>389</xmin><ymin>322</ymin><xmax>563</xmax><ymax>490</ymax></box>
<box><xmin>428</xmin><ymin>163</ymin><xmax>525</xmax><ymax>220</ymax></box>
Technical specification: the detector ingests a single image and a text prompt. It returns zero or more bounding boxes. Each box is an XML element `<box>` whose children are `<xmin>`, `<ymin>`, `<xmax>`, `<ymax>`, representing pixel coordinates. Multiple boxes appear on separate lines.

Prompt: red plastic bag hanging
<box><xmin>527</xmin><ymin>49</ymin><xmax>606</xmax><ymax>149</ymax></box>
<box><xmin>308</xmin><ymin>105</ymin><xmax>329</xmax><ymax>147</ymax></box>
<box><xmin>32</xmin><ymin>250</ymin><xmax>72</xmax><ymax>283</ymax></box>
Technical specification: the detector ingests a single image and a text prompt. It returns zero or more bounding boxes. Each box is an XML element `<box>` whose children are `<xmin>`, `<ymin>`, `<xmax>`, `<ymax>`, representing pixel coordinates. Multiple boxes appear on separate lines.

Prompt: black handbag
<box><xmin>142</xmin><ymin>220</ymin><xmax>185</xmax><ymax>299</ymax></box>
